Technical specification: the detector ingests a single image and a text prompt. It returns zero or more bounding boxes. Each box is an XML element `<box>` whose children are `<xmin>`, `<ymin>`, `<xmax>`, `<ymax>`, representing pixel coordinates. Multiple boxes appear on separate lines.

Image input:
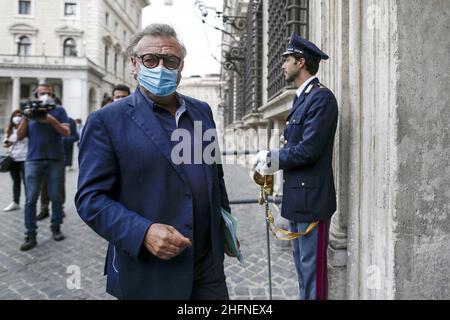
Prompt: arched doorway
<box><xmin>88</xmin><ymin>87</ymin><xmax>97</xmax><ymax>114</ymax></box>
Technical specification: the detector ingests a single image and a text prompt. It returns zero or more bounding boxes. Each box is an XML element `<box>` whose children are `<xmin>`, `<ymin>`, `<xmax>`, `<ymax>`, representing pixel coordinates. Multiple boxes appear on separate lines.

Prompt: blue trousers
<box><xmin>289</xmin><ymin>219</ymin><xmax>330</xmax><ymax>300</ymax></box>
<box><xmin>190</xmin><ymin>250</ymin><xmax>229</xmax><ymax>300</ymax></box>
<box><xmin>24</xmin><ymin>160</ymin><xmax>65</xmax><ymax>236</ymax></box>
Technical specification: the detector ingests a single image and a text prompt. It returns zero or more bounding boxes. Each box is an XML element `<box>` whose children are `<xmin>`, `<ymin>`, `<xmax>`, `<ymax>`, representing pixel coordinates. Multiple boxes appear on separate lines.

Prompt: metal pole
<box><xmin>228</xmin><ymin>196</ymin><xmax>282</xmax><ymax>205</ymax></box>
<box><xmin>264</xmin><ymin>192</ymin><xmax>273</xmax><ymax>300</ymax></box>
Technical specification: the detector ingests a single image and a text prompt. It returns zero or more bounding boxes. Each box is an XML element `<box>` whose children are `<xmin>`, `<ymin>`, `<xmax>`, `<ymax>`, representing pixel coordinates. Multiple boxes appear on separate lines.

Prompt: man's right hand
<box><xmin>143</xmin><ymin>223</ymin><xmax>192</xmax><ymax>260</ymax></box>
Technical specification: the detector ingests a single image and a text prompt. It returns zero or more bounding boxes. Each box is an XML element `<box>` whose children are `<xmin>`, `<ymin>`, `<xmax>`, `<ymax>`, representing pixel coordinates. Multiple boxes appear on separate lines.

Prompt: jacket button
<box><xmin>185</xmin><ymin>193</ymin><xmax>191</xmax><ymax>199</ymax></box>
<box><xmin>286</xmin><ymin>121</ymin><xmax>289</xmax><ymax>125</ymax></box>
<box><xmin>284</xmin><ymin>140</ymin><xmax>288</xmax><ymax>145</ymax></box>
<box><xmin>301</xmin><ymin>182</ymin><xmax>305</xmax><ymax>186</ymax></box>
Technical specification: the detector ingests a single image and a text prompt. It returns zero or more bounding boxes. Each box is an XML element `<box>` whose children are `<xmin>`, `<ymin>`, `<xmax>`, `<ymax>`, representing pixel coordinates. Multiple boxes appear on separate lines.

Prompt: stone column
<box><xmin>393</xmin><ymin>0</ymin><xmax>450</xmax><ymax>300</ymax></box>
<box><xmin>53</xmin><ymin>84</ymin><xmax>62</xmax><ymax>101</ymax></box>
<box><xmin>63</xmin><ymin>77</ymin><xmax>88</xmax><ymax>120</ymax></box>
<box><xmin>345</xmin><ymin>0</ymin><xmax>362</xmax><ymax>300</ymax></box>
<box><xmin>62</xmin><ymin>78</ymin><xmax>71</xmax><ymax>113</ymax></box>
<box><xmin>11</xmin><ymin>77</ymin><xmax>20</xmax><ymax>112</ymax></box>
<box><xmin>309</xmin><ymin>0</ymin><xmax>351</xmax><ymax>300</ymax></box>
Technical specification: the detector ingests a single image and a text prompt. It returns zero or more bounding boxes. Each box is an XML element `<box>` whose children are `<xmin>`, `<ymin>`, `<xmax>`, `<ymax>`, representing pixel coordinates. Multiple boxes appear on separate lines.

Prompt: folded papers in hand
<box><xmin>221</xmin><ymin>207</ymin><xmax>244</xmax><ymax>263</ymax></box>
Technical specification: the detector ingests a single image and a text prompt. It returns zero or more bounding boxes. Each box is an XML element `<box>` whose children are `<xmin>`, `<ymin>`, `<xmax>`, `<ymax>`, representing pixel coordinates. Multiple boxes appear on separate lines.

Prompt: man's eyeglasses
<box><xmin>137</xmin><ymin>53</ymin><xmax>182</xmax><ymax>70</ymax></box>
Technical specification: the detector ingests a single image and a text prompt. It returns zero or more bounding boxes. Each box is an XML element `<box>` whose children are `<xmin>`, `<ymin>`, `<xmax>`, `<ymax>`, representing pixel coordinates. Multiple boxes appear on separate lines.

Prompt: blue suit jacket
<box><xmin>279</xmin><ymin>78</ymin><xmax>338</xmax><ymax>223</ymax></box>
<box><xmin>75</xmin><ymin>88</ymin><xmax>231</xmax><ymax>299</ymax></box>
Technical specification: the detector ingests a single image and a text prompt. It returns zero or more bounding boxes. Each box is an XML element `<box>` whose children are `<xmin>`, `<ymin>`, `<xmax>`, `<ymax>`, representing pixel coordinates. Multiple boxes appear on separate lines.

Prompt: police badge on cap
<box><xmin>282</xmin><ymin>32</ymin><xmax>329</xmax><ymax>60</ymax></box>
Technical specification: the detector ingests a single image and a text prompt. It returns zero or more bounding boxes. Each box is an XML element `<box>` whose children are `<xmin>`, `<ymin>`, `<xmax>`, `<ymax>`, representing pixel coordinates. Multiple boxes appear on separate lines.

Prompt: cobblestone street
<box><xmin>0</xmin><ymin>158</ymin><xmax>298</xmax><ymax>300</ymax></box>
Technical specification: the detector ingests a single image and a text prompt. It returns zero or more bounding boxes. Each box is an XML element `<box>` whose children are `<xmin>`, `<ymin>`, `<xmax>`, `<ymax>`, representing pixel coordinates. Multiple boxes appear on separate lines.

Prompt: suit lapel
<box><xmin>126</xmin><ymin>89</ymin><xmax>189</xmax><ymax>186</ymax></box>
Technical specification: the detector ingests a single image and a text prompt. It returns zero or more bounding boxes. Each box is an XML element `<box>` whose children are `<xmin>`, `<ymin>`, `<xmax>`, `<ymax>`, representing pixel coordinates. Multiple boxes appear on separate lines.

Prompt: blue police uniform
<box><xmin>277</xmin><ymin>33</ymin><xmax>338</xmax><ymax>300</ymax></box>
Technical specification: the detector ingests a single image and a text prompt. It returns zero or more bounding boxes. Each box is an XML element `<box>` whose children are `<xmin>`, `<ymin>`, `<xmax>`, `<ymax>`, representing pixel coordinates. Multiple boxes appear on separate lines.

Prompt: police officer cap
<box><xmin>282</xmin><ymin>32</ymin><xmax>329</xmax><ymax>60</ymax></box>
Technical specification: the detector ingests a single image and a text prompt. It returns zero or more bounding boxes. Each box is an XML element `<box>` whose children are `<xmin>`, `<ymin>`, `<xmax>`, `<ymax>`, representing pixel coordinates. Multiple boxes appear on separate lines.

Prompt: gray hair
<box><xmin>126</xmin><ymin>23</ymin><xmax>187</xmax><ymax>59</ymax></box>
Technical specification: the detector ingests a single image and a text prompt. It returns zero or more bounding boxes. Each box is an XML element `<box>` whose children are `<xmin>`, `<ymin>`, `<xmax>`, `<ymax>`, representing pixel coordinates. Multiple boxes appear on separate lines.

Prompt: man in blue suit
<box><xmin>253</xmin><ymin>33</ymin><xmax>338</xmax><ymax>300</ymax></box>
<box><xmin>75</xmin><ymin>24</ymin><xmax>233</xmax><ymax>300</ymax></box>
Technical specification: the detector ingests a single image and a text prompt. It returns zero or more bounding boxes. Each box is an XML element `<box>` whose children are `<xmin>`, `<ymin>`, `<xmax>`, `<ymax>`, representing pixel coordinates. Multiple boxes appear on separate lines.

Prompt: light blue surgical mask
<box><xmin>138</xmin><ymin>64</ymin><xmax>179</xmax><ymax>97</ymax></box>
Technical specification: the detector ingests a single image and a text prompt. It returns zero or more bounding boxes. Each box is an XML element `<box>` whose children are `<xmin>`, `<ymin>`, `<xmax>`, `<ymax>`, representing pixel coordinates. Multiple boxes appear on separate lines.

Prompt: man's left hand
<box><xmin>224</xmin><ymin>239</ymin><xmax>240</xmax><ymax>257</ymax></box>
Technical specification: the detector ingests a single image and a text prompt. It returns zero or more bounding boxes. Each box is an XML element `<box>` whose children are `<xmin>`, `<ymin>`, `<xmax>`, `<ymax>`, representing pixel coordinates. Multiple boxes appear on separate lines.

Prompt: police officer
<box><xmin>253</xmin><ymin>33</ymin><xmax>338</xmax><ymax>300</ymax></box>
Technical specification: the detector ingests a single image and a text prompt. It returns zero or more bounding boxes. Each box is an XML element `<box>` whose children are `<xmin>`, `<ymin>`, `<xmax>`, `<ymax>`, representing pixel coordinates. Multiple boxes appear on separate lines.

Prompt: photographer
<box><xmin>17</xmin><ymin>83</ymin><xmax>70</xmax><ymax>251</ymax></box>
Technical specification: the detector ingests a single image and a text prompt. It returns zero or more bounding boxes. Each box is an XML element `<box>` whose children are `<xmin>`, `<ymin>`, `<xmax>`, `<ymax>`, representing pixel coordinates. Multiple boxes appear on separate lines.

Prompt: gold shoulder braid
<box><xmin>253</xmin><ymin>171</ymin><xmax>319</xmax><ymax>241</ymax></box>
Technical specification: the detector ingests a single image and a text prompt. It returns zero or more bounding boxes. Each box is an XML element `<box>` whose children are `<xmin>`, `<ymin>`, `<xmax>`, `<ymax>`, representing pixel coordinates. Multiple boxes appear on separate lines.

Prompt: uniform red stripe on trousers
<box><xmin>315</xmin><ymin>221</ymin><xmax>328</xmax><ymax>300</ymax></box>
<box><xmin>323</xmin><ymin>221</ymin><xmax>329</xmax><ymax>299</ymax></box>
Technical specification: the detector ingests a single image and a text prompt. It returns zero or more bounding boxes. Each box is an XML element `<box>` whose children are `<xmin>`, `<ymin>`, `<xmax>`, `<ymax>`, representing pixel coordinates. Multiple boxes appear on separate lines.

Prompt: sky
<box><xmin>142</xmin><ymin>0</ymin><xmax>224</xmax><ymax>77</ymax></box>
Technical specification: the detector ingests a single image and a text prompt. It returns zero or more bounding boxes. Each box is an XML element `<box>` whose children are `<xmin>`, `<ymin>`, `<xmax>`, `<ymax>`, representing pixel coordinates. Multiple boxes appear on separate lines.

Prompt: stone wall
<box><xmin>394</xmin><ymin>0</ymin><xmax>450</xmax><ymax>299</ymax></box>
<box><xmin>310</xmin><ymin>0</ymin><xmax>449</xmax><ymax>299</ymax></box>
<box><xmin>221</xmin><ymin>0</ymin><xmax>449</xmax><ymax>299</ymax></box>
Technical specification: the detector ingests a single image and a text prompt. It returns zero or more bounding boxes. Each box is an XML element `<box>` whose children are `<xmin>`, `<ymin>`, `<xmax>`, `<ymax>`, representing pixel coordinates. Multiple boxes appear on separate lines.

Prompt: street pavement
<box><xmin>0</xmin><ymin>160</ymin><xmax>298</xmax><ymax>300</ymax></box>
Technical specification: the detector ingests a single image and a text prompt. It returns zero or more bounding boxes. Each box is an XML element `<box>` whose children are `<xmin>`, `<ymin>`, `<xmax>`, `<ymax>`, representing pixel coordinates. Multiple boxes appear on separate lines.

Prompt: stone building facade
<box><xmin>0</xmin><ymin>0</ymin><xmax>149</xmax><ymax>127</ymax></box>
<box><xmin>220</xmin><ymin>0</ymin><xmax>450</xmax><ymax>299</ymax></box>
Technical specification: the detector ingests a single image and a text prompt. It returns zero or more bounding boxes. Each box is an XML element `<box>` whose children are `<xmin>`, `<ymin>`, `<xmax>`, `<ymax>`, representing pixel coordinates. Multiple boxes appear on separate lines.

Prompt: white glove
<box><xmin>252</xmin><ymin>150</ymin><xmax>270</xmax><ymax>168</ymax></box>
<box><xmin>253</xmin><ymin>150</ymin><xmax>280</xmax><ymax>176</ymax></box>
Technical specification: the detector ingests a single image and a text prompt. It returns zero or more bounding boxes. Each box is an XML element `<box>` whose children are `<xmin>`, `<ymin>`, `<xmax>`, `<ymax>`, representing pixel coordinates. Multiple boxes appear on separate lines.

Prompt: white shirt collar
<box><xmin>296</xmin><ymin>76</ymin><xmax>318</xmax><ymax>97</ymax></box>
<box><xmin>174</xmin><ymin>95</ymin><xmax>186</xmax><ymax>128</ymax></box>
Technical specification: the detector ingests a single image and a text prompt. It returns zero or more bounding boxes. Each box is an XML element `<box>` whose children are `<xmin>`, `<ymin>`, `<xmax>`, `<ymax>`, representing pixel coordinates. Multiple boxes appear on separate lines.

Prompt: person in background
<box><xmin>17</xmin><ymin>84</ymin><xmax>70</xmax><ymax>251</ymax></box>
<box><xmin>37</xmin><ymin>99</ymin><xmax>78</xmax><ymax>221</ymax></box>
<box><xmin>112</xmin><ymin>84</ymin><xmax>131</xmax><ymax>102</ymax></box>
<box><xmin>75</xmin><ymin>119</ymin><xmax>84</xmax><ymax>147</ymax></box>
<box><xmin>36</xmin><ymin>118</ymin><xmax>80</xmax><ymax>221</ymax></box>
<box><xmin>101</xmin><ymin>95</ymin><xmax>113</xmax><ymax>108</ymax></box>
<box><xmin>2</xmin><ymin>110</ymin><xmax>28</xmax><ymax>212</ymax></box>
<box><xmin>63</xmin><ymin>117</ymin><xmax>79</xmax><ymax>171</ymax></box>
<box><xmin>36</xmin><ymin>180</ymin><xmax>50</xmax><ymax>221</ymax></box>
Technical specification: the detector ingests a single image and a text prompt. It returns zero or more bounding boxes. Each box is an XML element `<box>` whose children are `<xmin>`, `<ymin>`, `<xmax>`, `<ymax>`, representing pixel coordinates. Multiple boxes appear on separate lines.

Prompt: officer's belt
<box><xmin>253</xmin><ymin>171</ymin><xmax>319</xmax><ymax>241</ymax></box>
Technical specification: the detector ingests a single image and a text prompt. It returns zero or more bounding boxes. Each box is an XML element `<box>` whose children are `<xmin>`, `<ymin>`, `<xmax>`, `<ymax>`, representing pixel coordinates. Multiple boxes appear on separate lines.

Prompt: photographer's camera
<box><xmin>20</xmin><ymin>100</ymin><xmax>56</xmax><ymax>121</ymax></box>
